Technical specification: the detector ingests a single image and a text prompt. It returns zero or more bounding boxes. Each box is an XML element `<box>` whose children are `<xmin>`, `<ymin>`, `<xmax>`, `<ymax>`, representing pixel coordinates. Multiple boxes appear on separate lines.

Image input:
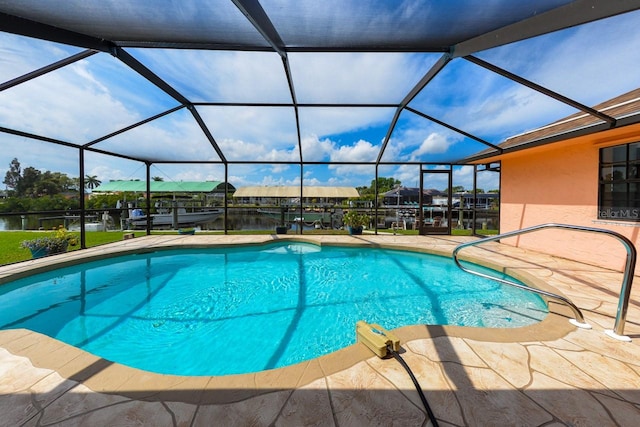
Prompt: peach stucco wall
<box><xmin>495</xmin><ymin>124</ymin><xmax>640</xmax><ymax>275</ymax></box>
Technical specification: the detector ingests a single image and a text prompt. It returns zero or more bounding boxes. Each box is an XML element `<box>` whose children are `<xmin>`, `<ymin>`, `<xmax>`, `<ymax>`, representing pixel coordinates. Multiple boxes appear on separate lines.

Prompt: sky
<box><xmin>1</xmin><ymin>8</ymin><xmax>639</xmax><ymax>194</ymax></box>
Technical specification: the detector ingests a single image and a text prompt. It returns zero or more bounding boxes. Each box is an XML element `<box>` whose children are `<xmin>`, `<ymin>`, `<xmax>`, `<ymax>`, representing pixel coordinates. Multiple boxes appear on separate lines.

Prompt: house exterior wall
<box><xmin>495</xmin><ymin>123</ymin><xmax>640</xmax><ymax>274</ymax></box>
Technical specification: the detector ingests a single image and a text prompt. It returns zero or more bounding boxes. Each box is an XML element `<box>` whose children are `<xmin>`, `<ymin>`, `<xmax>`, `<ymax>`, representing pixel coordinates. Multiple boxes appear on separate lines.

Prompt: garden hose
<box><xmin>386</xmin><ymin>343</ymin><xmax>440</xmax><ymax>427</ymax></box>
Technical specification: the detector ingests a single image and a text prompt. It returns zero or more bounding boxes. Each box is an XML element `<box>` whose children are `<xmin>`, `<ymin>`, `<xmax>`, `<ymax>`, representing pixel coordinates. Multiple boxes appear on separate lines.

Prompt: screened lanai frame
<box><xmin>2</xmin><ymin>1</ymin><xmax>640</xmax><ymax>244</ymax></box>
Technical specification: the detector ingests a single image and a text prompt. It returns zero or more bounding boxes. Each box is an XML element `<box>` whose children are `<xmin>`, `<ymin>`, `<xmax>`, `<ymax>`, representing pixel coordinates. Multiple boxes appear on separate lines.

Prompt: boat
<box><xmin>126</xmin><ymin>206</ymin><xmax>222</xmax><ymax>229</ymax></box>
<box><xmin>66</xmin><ymin>212</ymin><xmax>117</xmax><ymax>232</ymax></box>
<box><xmin>257</xmin><ymin>207</ymin><xmax>340</xmax><ymax>228</ymax></box>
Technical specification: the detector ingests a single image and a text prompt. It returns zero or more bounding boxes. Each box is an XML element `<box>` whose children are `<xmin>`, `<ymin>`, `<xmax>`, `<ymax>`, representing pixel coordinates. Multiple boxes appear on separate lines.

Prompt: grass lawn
<box><xmin>0</xmin><ymin>231</ymin><xmax>148</xmax><ymax>266</ymax></box>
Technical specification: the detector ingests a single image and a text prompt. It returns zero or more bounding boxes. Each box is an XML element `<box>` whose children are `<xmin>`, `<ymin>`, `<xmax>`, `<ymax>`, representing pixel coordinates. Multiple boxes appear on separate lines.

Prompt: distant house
<box><xmin>452</xmin><ymin>193</ymin><xmax>499</xmax><ymax>209</ymax></box>
<box><xmin>382</xmin><ymin>187</ymin><xmax>443</xmax><ymax>206</ymax></box>
<box><xmin>470</xmin><ymin>88</ymin><xmax>640</xmax><ymax>274</ymax></box>
<box><xmin>91</xmin><ymin>181</ymin><xmax>235</xmax><ymax>205</ymax></box>
<box><xmin>232</xmin><ymin>186</ymin><xmax>359</xmax><ymax>206</ymax></box>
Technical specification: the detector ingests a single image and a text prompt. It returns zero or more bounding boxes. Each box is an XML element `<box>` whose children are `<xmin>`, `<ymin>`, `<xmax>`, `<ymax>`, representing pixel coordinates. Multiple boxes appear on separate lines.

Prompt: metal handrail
<box><xmin>452</xmin><ymin>223</ymin><xmax>636</xmax><ymax>341</ymax></box>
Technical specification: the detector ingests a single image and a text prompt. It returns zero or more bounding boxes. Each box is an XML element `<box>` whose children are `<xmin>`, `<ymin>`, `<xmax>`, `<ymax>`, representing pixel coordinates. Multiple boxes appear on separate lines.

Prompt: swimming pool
<box><xmin>0</xmin><ymin>242</ymin><xmax>547</xmax><ymax>376</ymax></box>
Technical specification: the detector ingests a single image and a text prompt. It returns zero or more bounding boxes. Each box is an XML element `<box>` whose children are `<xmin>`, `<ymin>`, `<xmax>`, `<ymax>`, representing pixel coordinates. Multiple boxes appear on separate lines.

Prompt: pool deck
<box><xmin>1</xmin><ymin>234</ymin><xmax>639</xmax><ymax>426</ymax></box>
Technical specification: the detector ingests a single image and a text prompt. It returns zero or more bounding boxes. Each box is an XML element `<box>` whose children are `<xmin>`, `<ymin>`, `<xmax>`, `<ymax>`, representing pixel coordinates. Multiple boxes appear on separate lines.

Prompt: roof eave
<box><xmin>464</xmin><ymin>112</ymin><xmax>640</xmax><ymax>164</ymax></box>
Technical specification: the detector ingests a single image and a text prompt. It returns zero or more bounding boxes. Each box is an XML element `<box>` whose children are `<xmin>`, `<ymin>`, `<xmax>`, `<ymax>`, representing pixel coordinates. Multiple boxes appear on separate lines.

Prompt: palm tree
<box><xmin>84</xmin><ymin>175</ymin><xmax>101</xmax><ymax>190</ymax></box>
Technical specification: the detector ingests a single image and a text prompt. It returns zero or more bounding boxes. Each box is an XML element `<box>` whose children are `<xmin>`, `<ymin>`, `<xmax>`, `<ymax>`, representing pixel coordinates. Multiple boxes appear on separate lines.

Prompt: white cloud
<box><xmin>299</xmin><ymin>107</ymin><xmax>395</xmax><ymax>142</ymax></box>
<box><xmin>300</xmin><ymin>134</ymin><xmax>334</xmax><ymax>161</ymax></box>
<box><xmin>463</xmin><ymin>10</ymin><xmax>640</xmax><ymax>138</ymax></box>
<box><xmin>270</xmin><ymin>164</ymin><xmax>292</xmax><ymax>174</ymax></box>
<box><xmin>85</xmin><ymin>153</ymin><xmax>148</xmax><ymax>182</ymax></box>
<box><xmin>0</xmin><ymin>136</ymin><xmax>79</xmax><ymax>178</ymax></box>
<box><xmin>0</xmin><ymin>33</ymin><xmax>76</xmax><ymax>82</ymax></box>
<box><xmin>90</xmin><ymin>110</ymin><xmax>220</xmax><ymax>161</ymax></box>
<box><xmin>87</xmin><ymin>165</ymin><xmax>132</xmax><ymax>182</ymax></box>
<box><xmin>289</xmin><ymin>52</ymin><xmax>437</xmax><ymax>104</ymax></box>
<box><xmin>331</xmin><ymin>139</ymin><xmax>379</xmax><ymax>163</ymax></box>
<box><xmin>0</xmin><ymin>56</ymin><xmax>150</xmax><ymax>144</ymax></box>
<box><xmin>410</xmin><ymin>133</ymin><xmax>453</xmax><ymax>160</ymax></box>
<box><xmin>481</xmin><ymin>10</ymin><xmax>640</xmax><ymax>106</ymax></box>
<box><xmin>131</xmin><ymin>50</ymin><xmax>291</xmax><ymax>103</ymax></box>
<box><xmin>198</xmin><ymin>106</ymin><xmax>298</xmax><ymax>154</ymax></box>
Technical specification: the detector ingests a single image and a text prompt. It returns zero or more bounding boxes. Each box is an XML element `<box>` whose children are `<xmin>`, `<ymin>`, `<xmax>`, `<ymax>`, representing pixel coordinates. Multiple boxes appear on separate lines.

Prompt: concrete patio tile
<box><xmin>628</xmin><ymin>363</ymin><xmax>640</xmax><ymax>377</ymax></box>
<box><xmin>366</xmin><ymin>350</ymin><xmax>464</xmax><ymax>426</ymax></box>
<box><xmin>326</xmin><ymin>361</ymin><xmax>426</xmax><ymax>427</ymax></box>
<box><xmin>29</xmin><ymin>370</ymin><xmax>81</xmax><ymax>413</ymax></box>
<box><xmin>0</xmin><ymin>328</ymin><xmax>32</xmax><ymax>346</ymax></box>
<box><xmin>18</xmin><ymin>336</ymin><xmax>70</xmax><ymax>370</ymax></box>
<box><xmin>193</xmin><ymin>390</ymin><xmax>291</xmax><ymax>426</ymax></box>
<box><xmin>541</xmin><ymin>337</ymin><xmax>584</xmax><ymax>351</ymax></box>
<box><xmin>527</xmin><ymin>344</ymin><xmax>619</xmax><ymax>399</ymax></box>
<box><xmin>566</xmin><ymin>329</ymin><xmax>640</xmax><ymax>366</ymax></box>
<box><xmin>275</xmin><ymin>378</ymin><xmax>335</xmax><ymax>427</ymax></box>
<box><xmin>80</xmin><ymin>362</ymin><xmax>139</xmax><ymax>394</ymax></box>
<box><xmin>0</xmin><ymin>391</ymin><xmax>40</xmax><ymax>427</ymax></box>
<box><xmin>592</xmin><ymin>393</ymin><xmax>640</xmax><ymax>427</ymax></box>
<box><xmin>0</xmin><ymin>348</ymin><xmax>54</xmax><ymax>393</ymax></box>
<box><xmin>406</xmin><ymin>336</ymin><xmax>487</xmax><ymax>367</ymax></box>
<box><xmin>150</xmin><ymin>376</ymin><xmax>210</xmax><ymax>404</ymax></box>
<box><xmin>34</xmin><ymin>343</ymin><xmax>87</xmax><ymax>372</ymax></box>
<box><xmin>562</xmin><ymin>328</ymin><xmax>640</xmax><ymax>359</ymax></box>
<box><xmin>114</xmin><ymin>370</ymin><xmax>201</xmax><ymax>401</ymax></box>
<box><xmin>553</xmin><ymin>348</ymin><xmax>640</xmax><ymax>404</ymax></box>
<box><xmin>255</xmin><ymin>358</ymin><xmax>324</xmax><ymax>391</ymax></box>
<box><xmin>199</xmin><ymin>372</ymin><xmax>259</xmax><ymax>405</ymax></box>
<box><xmin>162</xmin><ymin>401</ymin><xmax>198</xmax><ymax>426</ymax></box>
<box><xmin>54</xmin><ymin>352</ymin><xmax>112</xmax><ymax>383</ymax></box>
<box><xmin>48</xmin><ymin>399</ymin><xmax>182</xmax><ymax>427</ymax></box>
<box><xmin>524</xmin><ymin>372</ymin><xmax>618</xmax><ymax>426</ymax></box>
<box><xmin>1</xmin><ymin>330</ymin><xmax>47</xmax><ymax>354</ymax></box>
<box><xmin>463</xmin><ymin>340</ymin><xmax>531</xmax><ymax>388</ymax></box>
<box><xmin>442</xmin><ymin>362</ymin><xmax>553</xmax><ymax>426</ymax></box>
<box><xmin>579</xmin><ymin>310</ymin><xmax>619</xmax><ymax>332</ymax></box>
<box><xmin>38</xmin><ymin>383</ymin><xmax>131</xmax><ymax>425</ymax></box>
<box><xmin>291</xmin><ymin>358</ymin><xmax>327</xmax><ymax>389</ymax></box>
<box><xmin>19</xmin><ymin>414</ymin><xmax>41</xmax><ymax>427</ymax></box>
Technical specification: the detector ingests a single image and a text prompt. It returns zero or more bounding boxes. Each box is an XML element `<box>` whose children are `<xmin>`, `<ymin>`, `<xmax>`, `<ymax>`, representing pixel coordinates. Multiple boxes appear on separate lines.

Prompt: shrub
<box><xmin>342</xmin><ymin>210</ymin><xmax>370</xmax><ymax>228</ymax></box>
<box><xmin>20</xmin><ymin>226</ymin><xmax>79</xmax><ymax>254</ymax></box>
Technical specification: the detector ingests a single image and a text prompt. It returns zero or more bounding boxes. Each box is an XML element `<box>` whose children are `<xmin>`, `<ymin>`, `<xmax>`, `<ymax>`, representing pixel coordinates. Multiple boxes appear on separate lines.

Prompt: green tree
<box><xmin>53</xmin><ymin>172</ymin><xmax>76</xmax><ymax>192</ymax></box>
<box><xmin>372</xmin><ymin>177</ymin><xmax>401</xmax><ymax>194</ymax></box>
<box><xmin>445</xmin><ymin>185</ymin><xmax>466</xmax><ymax>194</ymax></box>
<box><xmin>3</xmin><ymin>158</ymin><xmax>21</xmax><ymax>193</ymax></box>
<box><xmin>0</xmin><ymin>196</ymin><xmax>30</xmax><ymax>213</ymax></box>
<box><xmin>16</xmin><ymin>166</ymin><xmax>42</xmax><ymax>197</ymax></box>
<box><xmin>86</xmin><ymin>193</ymin><xmax>125</xmax><ymax>210</ymax></box>
<box><xmin>152</xmin><ymin>176</ymin><xmax>164</xmax><ymax>181</ymax></box>
<box><xmin>31</xmin><ymin>194</ymin><xmax>78</xmax><ymax>211</ymax></box>
<box><xmin>34</xmin><ymin>172</ymin><xmax>61</xmax><ymax>196</ymax></box>
<box><xmin>1</xmin><ymin>158</ymin><xmax>78</xmax><ymax>209</ymax></box>
<box><xmin>358</xmin><ymin>177</ymin><xmax>401</xmax><ymax>198</ymax></box>
<box><xmin>85</xmin><ymin>175</ymin><xmax>102</xmax><ymax>189</ymax></box>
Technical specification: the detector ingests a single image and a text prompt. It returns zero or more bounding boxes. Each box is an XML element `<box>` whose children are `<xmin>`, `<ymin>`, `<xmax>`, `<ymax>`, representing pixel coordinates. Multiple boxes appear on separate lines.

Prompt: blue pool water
<box><xmin>0</xmin><ymin>242</ymin><xmax>547</xmax><ymax>376</ymax></box>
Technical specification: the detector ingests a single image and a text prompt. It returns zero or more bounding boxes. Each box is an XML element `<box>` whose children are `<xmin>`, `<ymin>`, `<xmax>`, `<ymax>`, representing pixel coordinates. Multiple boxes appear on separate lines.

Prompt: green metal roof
<box><xmin>233</xmin><ymin>186</ymin><xmax>359</xmax><ymax>198</ymax></box>
<box><xmin>93</xmin><ymin>181</ymin><xmax>233</xmax><ymax>193</ymax></box>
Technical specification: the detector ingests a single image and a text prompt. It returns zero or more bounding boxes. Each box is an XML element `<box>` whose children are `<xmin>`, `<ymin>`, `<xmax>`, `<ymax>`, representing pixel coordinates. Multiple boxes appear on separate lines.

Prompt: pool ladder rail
<box><xmin>452</xmin><ymin>223</ymin><xmax>636</xmax><ymax>342</ymax></box>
